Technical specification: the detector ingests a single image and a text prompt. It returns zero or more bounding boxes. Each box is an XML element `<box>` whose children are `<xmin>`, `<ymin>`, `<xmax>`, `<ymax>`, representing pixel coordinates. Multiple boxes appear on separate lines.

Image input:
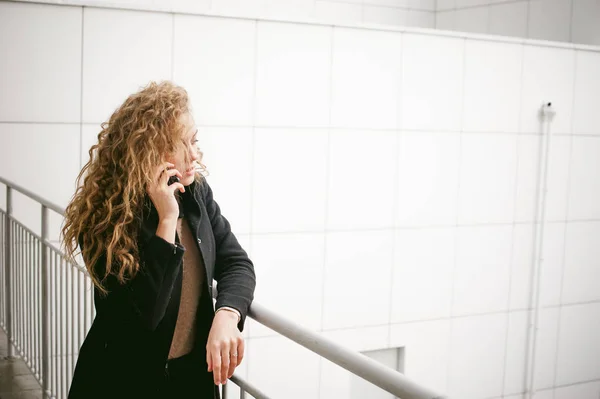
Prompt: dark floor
<box><xmin>0</xmin><ymin>329</ymin><xmax>42</xmax><ymax>399</ymax></box>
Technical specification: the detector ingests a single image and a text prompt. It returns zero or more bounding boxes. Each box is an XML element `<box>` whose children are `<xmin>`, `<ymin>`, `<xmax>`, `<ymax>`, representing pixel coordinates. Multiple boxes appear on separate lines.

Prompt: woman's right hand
<box><xmin>147</xmin><ymin>162</ymin><xmax>185</xmax><ymax>223</ymax></box>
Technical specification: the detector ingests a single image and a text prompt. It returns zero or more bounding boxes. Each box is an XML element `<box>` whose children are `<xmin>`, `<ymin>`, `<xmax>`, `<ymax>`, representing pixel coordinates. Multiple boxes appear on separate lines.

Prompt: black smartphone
<box><xmin>167</xmin><ymin>175</ymin><xmax>180</xmax><ymax>186</ymax></box>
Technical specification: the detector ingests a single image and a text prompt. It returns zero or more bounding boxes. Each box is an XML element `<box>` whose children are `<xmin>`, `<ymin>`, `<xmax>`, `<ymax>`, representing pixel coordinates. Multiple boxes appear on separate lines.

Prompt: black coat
<box><xmin>68</xmin><ymin>179</ymin><xmax>256</xmax><ymax>398</ymax></box>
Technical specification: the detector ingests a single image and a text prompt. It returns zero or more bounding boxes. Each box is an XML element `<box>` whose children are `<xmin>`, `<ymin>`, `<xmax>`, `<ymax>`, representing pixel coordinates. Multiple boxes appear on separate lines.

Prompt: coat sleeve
<box><xmin>202</xmin><ymin>182</ymin><xmax>256</xmax><ymax>332</ymax></box>
<box><xmin>81</xmin><ymin>233</ymin><xmax>185</xmax><ymax>332</ymax></box>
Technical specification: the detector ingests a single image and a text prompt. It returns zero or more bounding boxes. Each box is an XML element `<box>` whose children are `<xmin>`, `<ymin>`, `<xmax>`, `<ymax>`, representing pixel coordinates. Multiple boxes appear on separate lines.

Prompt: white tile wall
<box><xmin>520</xmin><ymin>45</ymin><xmax>575</xmax><ymax>135</ymax></box>
<box><xmin>330</xmin><ymin>28</ymin><xmax>402</xmax><ymax>130</ymax></box>
<box><xmin>314</xmin><ymin>1</ymin><xmax>363</xmax><ymax>25</ymax></box>
<box><xmin>454</xmin><ymin>8</ymin><xmax>489</xmax><ymax>34</ymax></box>
<box><xmin>453</xmin><ymin>225</ymin><xmax>513</xmax><ymax>315</ymax></box>
<box><xmin>545</xmin><ymin>136</ymin><xmax>572</xmax><ymax>222</ymax></box>
<box><xmin>503</xmin><ymin>310</ymin><xmax>529</xmax><ymax>395</ymax></box>
<box><xmin>173</xmin><ymin>15</ymin><xmax>256</xmax><ymax>127</ymax></box>
<box><xmin>391</xmin><ymin>227</ymin><xmax>455</xmax><ymax>322</ymax></box>
<box><xmin>81</xmin><ymin>8</ymin><xmax>172</xmax><ymax>124</ymax></box>
<box><xmin>562</xmin><ymin>222</ymin><xmax>600</xmax><ymax>304</ymax></box>
<box><xmin>400</xmin><ymin>34</ymin><xmax>464</xmax><ymax>131</ymax></box>
<box><xmin>572</xmin><ymin>51</ymin><xmax>600</xmax><ymax>135</ymax></box>
<box><xmin>323</xmin><ymin>230</ymin><xmax>393</xmax><ymax>329</ymax></box>
<box><xmin>0</xmin><ymin>2</ymin><xmax>82</xmax><ymax>123</ymax></box>
<box><xmin>510</xmin><ymin>224</ymin><xmax>534</xmax><ymax>310</ymax></box>
<box><xmin>363</xmin><ymin>5</ymin><xmax>408</xmax><ymax>27</ymax></box>
<box><xmin>397</xmin><ymin>132</ymin><xmax>461</xmax><ymax>227</ymax></box>
<box><xmin>405</xmin><ymin>10</ymin><xmax>435</xmax><ymax>28</ymax></box>
<box><xmin>555</xmin><ymin>303</ymin><xmax>600</xmax><ymax>385</ymax></box>
<box><xmin>389</xmin><ymin>319</ymin><xmax>450</xmax><ymax>393</ymax></box>
<box><xmin>533</xmin><ymin>307</ymin><xmax>560</xmax><ymax>390</ymax></box>
<box><xmin>527</xmin><ymin>0</ymin><xmax>572</xmax><ymax>43</ymax></box>
<box><xmin>321</xmin><ymin>324</ymin><xmax>388</xmax><ymax>352</ymax></box>
<box><xmin>447</xmin><ymin>313</ymin><xmax>507</xmax><ymax>399</ymax></box>
<box><xmin>252</xmin><ymin>128</ymin><xmax>328</xmax><ymax>233</ymax></box>
<box><xmin>458</xmin><ymin>134</ymin><xmax>517</xmax><ymax>224</ymax></box>
<box><xmin>197</xmin><ymin>127</ymin><xmax>253</xmax><ymax>236</ymax></box>
<box><xmin>255</xmin><ymin>22</ymin><xmax>331</xmax><ymax>128</ymax></box>
<box><xmin>514</xmin><ymin>135</ymin><xmax>541</xmax><ymax>223</ymax></box>
<box><xmin>571</xmin><ymin>0</ymin><xmax>600</xmax><ymax>46</ymax></box>
<box><xmin>567</xmin><ymin>136</ymin><xmax>600</xmax><ymax>220</ymax></box>
<box><xmin>554</xmin><ymin>380</ymin><xmax>600</xmax><ymax>399</ymax></box>
<box><xmin>327</xmin><ymin>129</ymin><xmax>396</xmax><ymax>231</ymax></box>
<box><xmin>489</xmin><ymin>1</ymin><xmax>528</xmax><ymax>38</ymax></box>
<box><xmin>246</xmin><ymin>335</ymin><xmax>321</xmax><ymax>399</ymax></box>
<box><xmin>249</xmin><ymin>233</ymin><xmax>324</xmax><ymax>337</ymax></box>
<box><xmin>463</xmin><ymin>40</ymin><xmax>523</xmax><ymax>133</ymax></box>
<box><xmin>538</xmin><ymin>222</ymin><xmax>566</xmax><ymax>307</ymax></box>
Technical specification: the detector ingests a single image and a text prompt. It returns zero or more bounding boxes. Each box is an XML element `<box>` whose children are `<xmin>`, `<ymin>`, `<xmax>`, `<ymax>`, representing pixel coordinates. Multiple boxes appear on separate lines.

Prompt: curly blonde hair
<box><xmin>62</xmin><ymin>81</ymin><xmax>206</xmax><ymax>295</ymax></box>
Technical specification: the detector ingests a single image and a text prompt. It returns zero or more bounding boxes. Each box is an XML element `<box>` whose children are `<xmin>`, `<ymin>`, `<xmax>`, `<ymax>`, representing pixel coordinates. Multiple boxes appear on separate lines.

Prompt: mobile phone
<box><xmin>168</xmin><ymin>175</ymin><xmax>180</xmax><ymax>186</ymax></box>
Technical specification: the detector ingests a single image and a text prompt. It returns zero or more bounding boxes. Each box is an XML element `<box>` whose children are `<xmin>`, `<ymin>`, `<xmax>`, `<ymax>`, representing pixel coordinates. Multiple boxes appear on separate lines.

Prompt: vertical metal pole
<box><xmin>41</xmin><ymin>206</ymin><xmax>50</xmax><ymax>398</ymax></box>
<box><xmin>222</xmin><ymin>382</ymin><xmax>227</xmax><ymax>399</ymax></box>
<box><xmin>240</xmin><ymin>389</ymin><xmax>246</xmax><ymax>399</ymax></box>
<box><xmin>4</xmin><ymin>187</ymin><xmax>12</xmax><ymax>357</ymax></box>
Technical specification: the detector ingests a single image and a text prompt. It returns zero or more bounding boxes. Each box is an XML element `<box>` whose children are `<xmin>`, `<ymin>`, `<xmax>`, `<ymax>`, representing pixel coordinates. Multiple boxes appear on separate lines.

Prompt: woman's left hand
<box><xmin>206</xmin><ymin>310</ymin><xmax>244</xmax><ymax>385</ymax></box>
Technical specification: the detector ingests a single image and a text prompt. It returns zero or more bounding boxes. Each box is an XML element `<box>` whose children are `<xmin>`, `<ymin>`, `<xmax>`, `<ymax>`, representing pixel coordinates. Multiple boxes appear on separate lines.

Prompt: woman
<box><xmin>63</xmin><ymin>81</ymin><xmax>256</xmax><ymax>398</ymax></box>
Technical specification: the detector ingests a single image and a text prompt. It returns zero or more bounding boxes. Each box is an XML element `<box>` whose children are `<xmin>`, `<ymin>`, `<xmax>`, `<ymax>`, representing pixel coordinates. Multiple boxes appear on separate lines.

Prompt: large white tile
<box><xmin>573</xmin><ymin>51</ymin><xmax>600</xmax><ymax>135</ymax></box>
<box><xmin>454</xmin><ymin>8</ymin><xmax>489</xmax><ymax>35</ymax></box>
<box><xmin>533</xmin><ymin>307</ymin><xmax>560</xmax><ymax>390</ymax></box>
<box><xmin>463</xmin><ymin>40</ymin><xmax>523</xmax><ymax>133</ymax></box>
<box><xmin>173</xmin><ymin>16</ymin><xmax>255</xmax><ymax>127</ymax></box>
<box><xmin>363</xmin><ymin>0</ymin><xmax>410</xmax><ymax>7</ymax></box>
<box><xmin>405</xmin><ymin>10</ymin><xmax>435</xmax><ymax>28</ymax></box>
<box><xmin>410</xmin><ymin>0</ymin><xmax>436</xmax><ymax>10</ymax></box>
<box><xmin>514</xmin><ymin>135</ymin><xmax>541</xmax><ymax>223</ymax></box>
<box><xmin>571</xmin><ymin>0</ymin><xmax>600</xmax><ymax>46</ymax></box>
<box><xmin>211</xmin><ymin>0</ymin><xmax>266</xmax><ymax>19</ymax></box>
<box><xmin>528</xmin><ymin>0</ymin><xmax>572</xmax><ymax>43</ymax></box>
<box><xmin>437</xmin><ymin>0</ymin><xmax>455</xmax><ymax>11</ymax></box>
<box><xmin>327</xmin><ymin>129</ymin><xmax>396</xmax><ymax>230</ymax></box>
<box><xmin>562</xmin><ymin>222</ymin><xmax>600</xmax><ymax>304</ymax></box>
<box><xmin>392</xmin><ymin>228</ymin><xmax>455</xmax><ymax>322</ymax></box>
<box><xmin>532</xmin><ymin>389</ymin><xmax>555</xmax><ymax>399</ymax></box>
<box><xmin>455</xmin><ymin>0</ymin><xmax>490</xmax><ymax>7</ymax></box>
<box><xmin>323</xmin><ymin>230</ymin><xmax>394</xmax><ymax>329</ymax></box>
<box><xmin>389</xmin><ymin>319</ymin><xmax>450</xmax><ymax>394</ymax></box>
<box><xmin>262</xmin><ymin>0</ymin><xmax>316</xmax><ymax>20</ymax></box>
<box><xmin>397</xmin><ymin>132</ymin><xmax>460</xmax><ymax>227</ymax></box>
<box><xmin>314</xmin><ymin>1</ymin><xmax>363</xmax><ymax>26</ymax></box>
<box><xmin>555</xmin><ymin>303</ymin><xmax>600</xmax><ymax>385</ymax></box>
<box><xmin>400</xmin><ymin>34</ymin><xmax>463</xmax><ymax>131</ymax></box>
<box><xmin>247</xmin><ymin>336</ymin><xmax>320</xmax><ymax>399</ymax></box>
<box><xmin>504</xmin><ymin>310</ymin><xmax>530</xmax><ymax>395</ymax></box>
<box><xmin>554</xmin><ymin>380</ymin><xmax>600</xmax><ymax>399</ymax></box>
<box><xmin>520</xmin><ymin>46</ymin><xmax>575</xmax><ymax>135</ymax></box>
<box><xmin>363</xmin><ymin>5</ymin><xmax>408</xmax><ymax>27</ymax></box>
<box><xmin>331</xmin><ymin>28</ymin><xmax>402</xmax><ymax>130</ymax></box>
<box><xmin>447</xmin><ymin>313</ymin><xmax>507</xmax><ymax>399</ymax></box>
<box><xmin>435</xmin><ymin>10</ymin><xmax>455</xmax><ymax>30</ymax></box>
<box><xmin>82</xmin><ymin>8</ymin><xmax>172</xmax><ymax>124</ymax></box>
<box><xmin>514</xmin><ymin>135</ymin><xmax>571</xmax><ymax>223</ymax></box>
<box><xmin>255</xmin><ymin>21</ymin><xmax>331</xmax><ymax>128</ymax></box>
<box><xmin>458</xmin><ymin>134</ymin><xmax>517</xmax><ymax>225</ymax></box>
<box><xmin>249</xmin><ymin>233</ymin><xmax>324</xmax><ymax>337</ymax></box>
<box><xmin>545</xmin><ymin>136</ymin><xmax>572</xmax><ymax>222</ymax></box>
<box><xmin>489</xmin><ymin>1</ymin><xmax>528</xmax><ymax>38</ymax></box>
<box><xmin>198</xmin><ymin>127</ymin><xmax>253</xmax><ymax>235</ymax></box>
<box><xmin>0</xmin><ymin>2</ymin><xmax>81</xmax><ymax>123</ymax></box>
<box><xmin>567</xmin><ymin>136</ymin><xmax>600</xmax><ymax>220</ymax></box>
<box><xmin>538</xmin><ymin>223</ymin><xmax>567</xmax><ymax>307</ymax></box>
<box><xmin>321</xmin><ymin>325</ymin><xmax>389</xmax><ymax>352</ymax></box>
<box><xmin>510</xmin><ymin>224</ymin><xmax>534</xmax><ymax>310</ymax></box>
<box><xmin>252</xmin><ymin>128</ymin><xmax>328</xmax><ymax>233</ymax></box>
<box><xmin>453</xmin><ymin>225</ymin><xmax>513</xmax><ymax>316</ymax></box>
<box><xmin>0</xmin><ymin>124</ymin><xmax>80</xmax><ymax>208</ymax></box>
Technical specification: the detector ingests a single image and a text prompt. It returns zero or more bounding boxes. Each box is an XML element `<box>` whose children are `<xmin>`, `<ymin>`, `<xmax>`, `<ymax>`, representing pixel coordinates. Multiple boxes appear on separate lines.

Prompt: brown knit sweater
<box><xmin>168</xmin><ymin>218</ymin><xmax>205</xmax><ymax>359</ymax></box>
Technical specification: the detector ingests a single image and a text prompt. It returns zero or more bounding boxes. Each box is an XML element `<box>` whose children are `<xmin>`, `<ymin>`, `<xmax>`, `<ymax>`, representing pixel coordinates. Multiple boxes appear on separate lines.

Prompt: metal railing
<box><xmin>0</xmin><ymin>175</ymin><xmax>446</xmax><ymax>399</ymax></box>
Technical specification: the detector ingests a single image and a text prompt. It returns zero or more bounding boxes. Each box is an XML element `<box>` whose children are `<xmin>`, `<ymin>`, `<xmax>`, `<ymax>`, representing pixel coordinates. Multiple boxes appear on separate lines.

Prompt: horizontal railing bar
<box><xmin>229</xmin><ymin>373</ymin><xmax>272</xmax><ymax>399</ymax></box>
<box><xmin>0</xmin><ymin>177</ymin><xmax>64</xmax><ymax>216</ymax></box>
<box><xmin>248</xmin><ymin>302</ymin><xmax>446</xmax><ymax>399</ymax></box>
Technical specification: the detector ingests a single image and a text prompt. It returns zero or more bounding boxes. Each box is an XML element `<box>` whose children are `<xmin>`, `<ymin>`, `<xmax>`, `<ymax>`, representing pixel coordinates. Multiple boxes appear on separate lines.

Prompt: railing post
<box><xmin>5</xmin><ymin>187</ymin><xmax>13</xmax><ymax>357</ymax></box>
<box><xmin>41</xmin><ymin>206</ymin><xmax>50</xmax><ymax>398</ymax></box>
